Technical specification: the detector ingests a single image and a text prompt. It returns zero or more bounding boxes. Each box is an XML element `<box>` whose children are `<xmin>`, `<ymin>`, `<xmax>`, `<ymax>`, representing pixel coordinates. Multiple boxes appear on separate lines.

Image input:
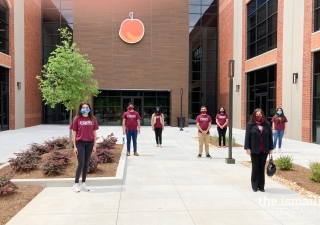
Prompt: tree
<box><xmin>36</xmin><ymin>28</ymin><xmax>99</xmax><ymax>149</ymax></box>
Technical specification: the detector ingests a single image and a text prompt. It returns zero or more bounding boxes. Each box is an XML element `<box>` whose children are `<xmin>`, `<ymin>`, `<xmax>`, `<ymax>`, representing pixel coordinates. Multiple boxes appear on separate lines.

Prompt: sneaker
<box><xmin>156</xmin><ymin>145</ymin><xmax>159</xmax><ymax>147</ymax></box>
<box><xmin>81</xmin><ymin>183</ymin><xmax>90</xmax><ymax>192</ymax></box>
<box><xmin>134</xmin><ymin>152</ymin><xmax>139</xmax><ymax>156</ymax></box>
<box><xmin>197</xmin><ymin>154</ymin><xmax>202</xmax><ymax>158</ymax></box>
<box><xmin>127</xmin><ymin>152</ymin><xmax>130</xmax><ymax>156</ymax></box>
<box><xmin>206</xmin><ymin>154</ymin><xmax>212</xmax><ymax>159</ymax></box>
<box><xmin>160</xmin><ymin>145</ymin><xmax>162</xmax><ymax>148</ymax></box>
<box><xmin>279</xmin><ymin>148</ymin><xmax>282</xmax><ymax>153</ymax></box>
<box><xmin>73</xmin><ymin>183</ymin><xmax>80</xmax><ymax>193</ymax></box>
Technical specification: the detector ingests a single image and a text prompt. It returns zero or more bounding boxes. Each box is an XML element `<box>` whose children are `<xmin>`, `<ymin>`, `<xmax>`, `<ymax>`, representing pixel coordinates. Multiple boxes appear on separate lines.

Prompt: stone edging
<box><xmin>0</xmin><ymin>146</ymin><xmax>127</xmax><ymax>187</ymax></box>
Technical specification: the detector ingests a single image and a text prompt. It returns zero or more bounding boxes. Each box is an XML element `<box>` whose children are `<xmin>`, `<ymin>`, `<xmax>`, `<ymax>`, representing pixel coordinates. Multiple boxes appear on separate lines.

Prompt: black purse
<box><xmin>267</xmin><ymin>154</ymin><xmax>276</xmax><ymax>176</ymax></box>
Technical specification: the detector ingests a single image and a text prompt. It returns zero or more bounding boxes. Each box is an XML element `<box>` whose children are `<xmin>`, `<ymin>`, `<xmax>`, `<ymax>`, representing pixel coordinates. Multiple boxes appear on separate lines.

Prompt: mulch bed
<box><xmin>0</xmin><ymin>144</ymin><xmax>123</xmax><ymax>225</ymax></box>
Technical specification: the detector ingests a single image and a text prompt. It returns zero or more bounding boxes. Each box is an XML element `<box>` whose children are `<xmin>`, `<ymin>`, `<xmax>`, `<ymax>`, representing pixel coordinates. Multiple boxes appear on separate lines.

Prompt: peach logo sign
<box><xmin>119</xmin><ymin>12</ymin><xmax>145</xmax><ymax>44</ymax></box>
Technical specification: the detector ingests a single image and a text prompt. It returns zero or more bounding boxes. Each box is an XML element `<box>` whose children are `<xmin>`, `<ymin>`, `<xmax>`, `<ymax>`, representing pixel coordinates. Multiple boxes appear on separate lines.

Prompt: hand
<box><xmin>203</xmin><ymin>130</ymin><xmax>208</xmax><ymax>134</ymax></box>
<box><xmin>284</xmin><ymin>130</ymin><xmax>286</xmax><ymax>134</ymax></box>
<box><xmin>73</xmin><ymin>147</ymin><xmax>78</xmax><ymax>156</ymax></box>
<box><xmin>269</xmin><ymin>150</ymin><xmax>273</xmax><ymax>154</ymax></box>
<box><xmin>92</xmin><ymin>145</ymin><xmax>97</xmax><ymax>154</ymax></box>
<box><xmin>246</xmin><ymin>149</ymin><xmax>251</xmax><ymax>155</ymax></box>
<box><xmin>138</xmin><ymin>129</ymin><xmax>140</xmax><ymax>134</ymax></box>
<box><xmin>272</xmin><ymin>130</ymin><xmax>276</xmax><ymax>134</ymax></box>
<box><xmin>152</xmin><ymin>127</ymin><xmax>154</xmax><ymax>131</ymax></box>
<box><xmin>123</xmin><ymin>130</ymin><xmax>125</xmax><ymax>135</ymax></box>
<box><xmin>162</xmin><ymin>126</ymin><xmax>164</xmax><ymax>130</ymax></box>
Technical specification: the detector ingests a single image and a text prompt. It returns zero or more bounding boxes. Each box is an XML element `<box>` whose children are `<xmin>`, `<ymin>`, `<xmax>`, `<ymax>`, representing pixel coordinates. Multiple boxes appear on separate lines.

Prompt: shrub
<box><xmin>47</xmin><ymin>151</ymin><xmax>71</xmax><ymax>165</ymax></box>
<box><xmin>29</xmin><ymin>142</ymin><xmax>51</xmax><ymax>155</ymax></box>
<box><xmin>98</xmin><ymin>133</ymin><xmax>117</xmax><ymax>149</ymax></box>
<box><xmin>0</xmin><ymin>173</ymin><xmax>18</xmax><ymax>195</ymax></box>
<box><xmin>8</xmin><ymin>150</ymin><xmax>42</xmax><ymax>172</ymax></box>
<box><xmin>309</xmin><ymin>160</ymin><xmax>320</xmax><ymax>182</ymax></box>
<box><xmin>44</xmin><ymin>136</ymin><xmax>69</xmax><ymax>151</ymax></box>
<box><xmin>43</xmin><ymin>160</ymin><xmax>66</xmax><ymax>176</ymax></box>
<box><xmin>274</xmin><ymin>155</ymin><xmax>294</xmax><ymax>170</ymax></box>
<box><xmin>96</xmin><ymin>148</ymin><xmax>115</xmax><ymax>163</ymax></box>
<box><xmin>87</xmin><ymin>155</ymin><xmax>101</xmax><ymax>173</ymax></box>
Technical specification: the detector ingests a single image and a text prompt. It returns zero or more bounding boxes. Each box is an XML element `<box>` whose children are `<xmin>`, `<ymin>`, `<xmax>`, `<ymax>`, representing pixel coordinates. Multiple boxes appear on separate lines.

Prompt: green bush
<box><xmin>309</xmin><ymin>160</ymin><xmax>320</xmax><ymax>182</ymax></box>
<box><xmin>8</xmin><ymin>150</ymin><xmax>42</xmax><ymax>172</ymax></box>
<box><xmin>0</xmin><ymin>173</ymin><xmax>17</xmax><ymax>195</ymax></box>
<box><xmin>274</xmin><ymin>155</ymin><xmax>294</xmax><ymax>170</ymax></box>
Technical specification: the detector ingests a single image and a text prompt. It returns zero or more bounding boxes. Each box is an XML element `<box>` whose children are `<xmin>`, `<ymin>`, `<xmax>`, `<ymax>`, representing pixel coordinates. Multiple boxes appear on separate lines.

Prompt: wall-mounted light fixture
<box><xmin>236</xmin><ymin>85</ymin><xmax>240</xmax><ymax>92</ymax></box>
<box><xmin>293</xmin><ymin>73</ymin><xmax>298</xmax><ymax>84</ymax></box>
<box><xmin>17</xmin><ymin>82</ymin><xmax>21</xmax><ymax>90</ymax></box>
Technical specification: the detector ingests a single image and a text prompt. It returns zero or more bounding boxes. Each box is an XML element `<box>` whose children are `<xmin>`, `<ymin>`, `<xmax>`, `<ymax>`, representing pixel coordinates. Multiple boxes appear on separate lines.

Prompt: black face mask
<box><xmin>156</xmin><ymin>110</ymin><xmax>160</xmax><ymax>113</ymax></box>
<box><xmin>220</xmin><ymin>111</ymin><xmax>224</xmax><ymax>114</ymax></box>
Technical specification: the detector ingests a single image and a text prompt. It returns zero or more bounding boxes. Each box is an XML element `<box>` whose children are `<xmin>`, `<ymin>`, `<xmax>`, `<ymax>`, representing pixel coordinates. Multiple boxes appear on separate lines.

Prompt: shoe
<box><xmin>223</xmin><ymin>146</ymin><xmax>226</xmax><ymax>148</ymax></box>
<box><xmin>81</xmin><ymin>183</ymin><xmax>90</xmax><ymax>192</ymax></box>
<box><xmin>279</xmin><ymin>149</ymin><xmax>282</xmax><ymax>153</ymax></box>
<box><xmin>134</xmin><ymin>152</ymin><xmax>139</xmax><ymax>156</ymax></box>
<box><xmin>160</xmin><ymin>145</ymin><xmax>162</xmax><ymax>148</ymax></box>
<box><xmin>127</xmin><ymin>152</ymin><xmax>130</xmax><ymax>156</ymax></box>
<box><xmin>206</xmin><ymin>154</ymin><xmax>212</xmax><ymax>159</ymax></box>
<box><xmin>252</xmin><ymin>189</ymin><xmax>257</xmax><ymax>192</ymax></box>
<box><xmin>156</xmin><ymin>145</ymin><xmax>159</xmax><ymax>147</ymax></box>
<box><xmin>259</xmin><ymin>188</ymin><xmax>265</xmax><ymax>192</ymax></box>
<box><xmin>73</xmin><ymin>183</ymin><xmax>80</xmax><ymax>193</ymax></box>
<box><xmin>218</xmin><ymin>146</ymin><xmax>221</xmax><ymax>148</ymax></box>
<box><xmin>197</xmin><ymin>154</ymin><xmax>202</xmax><ymax>158</ymax></box>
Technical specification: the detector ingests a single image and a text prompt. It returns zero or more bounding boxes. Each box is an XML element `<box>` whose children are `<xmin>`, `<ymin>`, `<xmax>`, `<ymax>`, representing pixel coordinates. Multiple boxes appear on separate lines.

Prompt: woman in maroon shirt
<box><xmin>271</xmin><ymin>108</ymin><xmax>288</xmax><ymax>153</ymax></box>
<box><xmin>71</xmin><ymin>102</ymin><xmax>99</xmax><ymax>193</ymax></box>
<box><xmin>215</xmin><ymin>107</ymin><xmax>229</xmax><ymax>148</ymax></box>
<box><xmin>151</xmin><ymin>107</ymin><xmax>165</xmax><ymax>147</ymax></box>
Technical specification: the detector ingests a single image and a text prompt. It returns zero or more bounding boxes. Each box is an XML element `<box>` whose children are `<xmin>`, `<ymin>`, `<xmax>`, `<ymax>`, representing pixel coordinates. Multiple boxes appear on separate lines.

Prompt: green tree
<box><xmin>36</xmin><ymin>28</ymin><xmax>99</xmax><ymax>149</ymax></box>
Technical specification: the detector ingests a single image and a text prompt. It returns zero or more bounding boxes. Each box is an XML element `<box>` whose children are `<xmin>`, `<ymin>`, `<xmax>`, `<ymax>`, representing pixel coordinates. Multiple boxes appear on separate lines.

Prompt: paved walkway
<box><xmin>1</xmin><ymin>125</ymin><xmax>320</xmax><ymax>225</ymax></box>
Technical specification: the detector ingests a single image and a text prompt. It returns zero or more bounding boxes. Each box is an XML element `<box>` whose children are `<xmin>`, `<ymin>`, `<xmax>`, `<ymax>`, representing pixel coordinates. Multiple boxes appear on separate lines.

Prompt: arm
<box><xmin>73</xmin><ymin>131</ymin><xmax>77</xmax><ymax>155</ymax></box>
<box><xmin>215</xmin><ymin>119</ymin><xmax>221</xmax><ymax>127</ymax></box>
<box><xmin>284</xmin><ymin>122</ymin><xmax>286</xmax><ymax>134</ymax></box>
<box><xmin>137</xmin><ymin>119</ymin><xmax>141</xmax><ymax>134</ymax></box>
<box><xmin>268</xmin><ymin>123</ymin><xmax>274</xmax><ymax>153</ymax></box>
<box><xmin>204</xmin><ymin>122</ymin><xmax>211</xmax><ymax>134</ymax></box>
<box><xmin>151</xmin><ymin>114</ymin><xmax>154</xmax><ymax>130</ymax></box>
<box><xmin>244</xmin><ymin>123</ymin><xmax>251</xmax><ymax>154</ymax></box>
<box><xmin>122</xmin><ymin>118</ymin><xmax>126</xmax><ymax>135</ymax></box>
<box><xmin>223</xmin><ymin>119</ymin><xmax>228</xmax><ymax>128</ymax></box>
<box><xmin>196</xmin><ymin>122</ymin><xmax>203</xmax><ymax>133</ymax></box>
<box><xmin>93</xmin><ymin>130</ymin><xmax>97</xmax><ymax>153</ymax></box>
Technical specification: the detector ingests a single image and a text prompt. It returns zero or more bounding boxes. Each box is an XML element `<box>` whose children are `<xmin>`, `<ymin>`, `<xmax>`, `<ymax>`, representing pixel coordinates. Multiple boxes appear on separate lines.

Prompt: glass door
<box><xmin>0</xmin><ymin>84</ymin><xmax>9</xmax><ymax>131</ymax></box>
<box><xmin>122</xmin><ymin>97</ymin><xmax>144</xmax><ymax>125</ymax></box>
<box><xmin>255</xmin><ymin>93</ymin><xmax>268</xmax><ymax>120</ymax></box>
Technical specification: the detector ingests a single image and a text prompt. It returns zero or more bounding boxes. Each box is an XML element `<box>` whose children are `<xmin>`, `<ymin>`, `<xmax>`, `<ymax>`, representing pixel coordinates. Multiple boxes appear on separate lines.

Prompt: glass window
<box><xmin>314</xmin><ymin>75</ymin><xmax>320</xmax><ymax>97</ymax></box>
<box><xmin>314</xmin><ymin>52</ymin><xmax>320</xmax><ymax>142</ymax></box>
<box><xmin>61</xmin><ymin>0</ymin><xmax>73</xmax><ymax>9</ymax></box>
<box><xmin>190</xmin><ymin>5</ymin><xmax>201</xmax><ymax>14</ymax></box>
<box><xmin>107</xmin><ymin>97</ymin><xmax>120</xmax><ymax>106</ymax></box>
<box><xmin>247</xmin><ymin>0</ymin><xmax>278</xmax><ymax>59</ymax></box>
<box><xmin>43</xmin><ymin>0</ymin><xmax>60</xmax><ymax>9</ymax></box>
<box><xmin>0</xmin><ymin>3</ymin><xmax>9</xmax><ymax>23</ymax></box>
<box><xmin>316</xmin><ymin>0</ymin><xmax>320</xmax><ymax>32</ymax></box>
<box><xmin>61</xmin><ymin>10</ymin><xmax>73</xmax><ymax>23</ymax></box>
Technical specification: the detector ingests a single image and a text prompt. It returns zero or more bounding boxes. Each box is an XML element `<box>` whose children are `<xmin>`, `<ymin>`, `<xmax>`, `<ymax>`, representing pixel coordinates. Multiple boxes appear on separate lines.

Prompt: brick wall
<box><xmin>24</xmin><ymin>0</ymin><xmax>42</xmax><ymax>127</ymax></box>
<box><xmin>218</xmin><ymin>0</ymin><xmax>234</xmax><ymax>114</ymax></box>
<box><xmin>73</xmin><ymin>0</ymin><xmax>189</xmax><ymax>126</ymax></box>
<box><xmin>302</xmin><ymin>0</ymin><xmax>313</xmax><ymax>142</ymax></box>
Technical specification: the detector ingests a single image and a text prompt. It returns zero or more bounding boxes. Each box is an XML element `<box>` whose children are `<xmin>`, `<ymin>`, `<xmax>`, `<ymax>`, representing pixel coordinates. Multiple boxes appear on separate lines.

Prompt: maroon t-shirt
<box><xmin>72</xmin><ymin>116</ymin><xmax>99</xmax><ymax>142</ymax></box>
<box><xmin>271</xmin><ymin>115</ymin><xmax>288</xmax><ymax>130</ymax></box>
<box><xmin>154</xmin><ymin>114</ymin><xmax>162</xmax><ymax>128</ymax></box>
<box><xmin>215</xmin><ymin>113</ymin><xmax>229</xmax><ymax>128</ymax></box>
<box><xmin>196</xmin><ymin>114</ymin><xmax>212</xmax><ymax>134</ymax></box>
<box><xmin>122</xmin><ymin>111</ymin><xmax>141</xmax><ymax>130</ymax></box>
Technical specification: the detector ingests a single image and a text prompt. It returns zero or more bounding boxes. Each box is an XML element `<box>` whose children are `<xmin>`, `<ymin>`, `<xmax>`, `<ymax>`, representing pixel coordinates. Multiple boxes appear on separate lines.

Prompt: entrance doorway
<box><xmin>255</xmin><ymin>93</ymin><xmax>268</xmax><ymax>117</ymax></box>
<box><xmin>122</xmin><ymin>97</ymin><xmax>143</xmax><ymax>125</ymax></box>
<box><xmin>0</xmin><ymin>69</ymin><xmax>9</xmax><ymax>131</ymax></box>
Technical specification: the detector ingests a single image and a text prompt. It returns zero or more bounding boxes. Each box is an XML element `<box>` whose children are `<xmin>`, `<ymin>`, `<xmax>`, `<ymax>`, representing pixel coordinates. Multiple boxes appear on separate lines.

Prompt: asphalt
<box><xmin>1</xmin><ymin>124</ymin><xmax>320</xmax><ymax>225</ymax></box>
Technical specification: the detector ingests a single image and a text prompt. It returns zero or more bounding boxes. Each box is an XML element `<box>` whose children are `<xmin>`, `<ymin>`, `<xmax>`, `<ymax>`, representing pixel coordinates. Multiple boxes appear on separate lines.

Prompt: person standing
<box><xmin>151</xmin><ymin>107</ymin><xmax>165</xmax><ymax>148</ymax></box>
<box><xmin>196</xmin><ymin>106</ymin><xmax>212</xmax><ymax>159</ymax></box>
<box><xmin>122</xmin><ymin>102</ymin><xmax>141</xmax><ymax>156</ymax></box>
<box><xmin>71</xmin><ymin>102</ymin><xmax>99</xmax><ymax>193</ymax></box>
<box><xmin>244</xmin><ymin>108</ymin><xmax>273</xmax><ymax>192</ymax></box>
<box><xmin>271</xmin><ymin>108</ymin><xmax>288</xmax><ymax>153</ymax></box>
<box><xmin>215</xmin><ymin>107</ymin><xmax>229</xmax><ymax>148</ymax></box>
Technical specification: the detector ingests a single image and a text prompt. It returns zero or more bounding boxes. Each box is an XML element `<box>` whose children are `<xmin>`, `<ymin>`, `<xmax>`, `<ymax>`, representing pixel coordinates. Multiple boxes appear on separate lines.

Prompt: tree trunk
<box><xmin>69</xmin><ymin>106</ymin><xmax>73</xmax><ymax>151</ymax></box>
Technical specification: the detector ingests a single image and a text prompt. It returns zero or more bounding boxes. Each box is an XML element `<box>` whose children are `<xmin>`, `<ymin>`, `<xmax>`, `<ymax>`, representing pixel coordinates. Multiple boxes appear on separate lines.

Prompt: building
<box><xmin>0</xmin><ymin>0</ymin><xmax>319</xmax><ymax>144</ymax></box>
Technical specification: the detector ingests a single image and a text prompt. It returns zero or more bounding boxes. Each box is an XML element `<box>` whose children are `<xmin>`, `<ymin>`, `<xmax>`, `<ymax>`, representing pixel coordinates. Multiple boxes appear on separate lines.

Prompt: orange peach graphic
<box><xmin>119</xmin><ymin>12</ymin><xmax>145</xmax><ymax>44</ymax></box>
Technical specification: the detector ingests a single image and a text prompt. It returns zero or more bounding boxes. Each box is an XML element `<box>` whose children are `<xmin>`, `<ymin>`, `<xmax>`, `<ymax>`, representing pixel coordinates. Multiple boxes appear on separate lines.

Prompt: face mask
<box><xmin>201</xmin><ymin>111</ymin><xmax>206</xmax><ymax>115</ymax></box>
<box><xmin>256</xmin><ymin>115</ymin><xmax>262</xmax><ymax>121</ymax></box>
<box><xmin>220</xmin><ymin>111</ymin><xmax>224</xmax><ymax>114</ymax></box>
<box><xmin>128</xmin><ymin>106</ymin><xmax>134</xmax><ymax>110</ymax></box>
<box><xmin>81</xmin><ymin>108</ymin><xmax>90</xmax><ymax>114</ymax></box>
<box><xmin>156</xmin><ymin>110</ymin><xmax>160</xmax><ymax>113</ymax></box>
<box><xmin>277</xmin><ymin>111</ymin><xmax>282</xmax><ymax>115</ymax></box>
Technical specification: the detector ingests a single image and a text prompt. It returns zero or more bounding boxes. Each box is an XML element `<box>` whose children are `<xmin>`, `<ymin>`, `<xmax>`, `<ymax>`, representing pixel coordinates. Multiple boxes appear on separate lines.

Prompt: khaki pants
<box><xmin>198</xmin><ymin>133</ymin><xmax>210</xmax><ymax>155</ymax></box>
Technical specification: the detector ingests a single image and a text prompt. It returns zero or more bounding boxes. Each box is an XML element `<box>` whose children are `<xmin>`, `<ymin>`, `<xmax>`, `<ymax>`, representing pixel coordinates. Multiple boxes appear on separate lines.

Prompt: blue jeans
<box><xmin>126</xmin><ymin>130</ymin><xmax>138</xmax><ymax>152</ymax></box>
<box><xmin>273</xmin><ymin>130</ymin><xmax>284</xmax><ymax>149</ymax></box>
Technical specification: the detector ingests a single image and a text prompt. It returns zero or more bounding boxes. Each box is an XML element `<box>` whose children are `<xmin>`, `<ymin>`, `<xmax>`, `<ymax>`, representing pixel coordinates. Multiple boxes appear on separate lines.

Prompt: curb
<box><xmin>7</xmin><ymin>146</ymin><xmax>127</xmax><ymax>187</ymax></box>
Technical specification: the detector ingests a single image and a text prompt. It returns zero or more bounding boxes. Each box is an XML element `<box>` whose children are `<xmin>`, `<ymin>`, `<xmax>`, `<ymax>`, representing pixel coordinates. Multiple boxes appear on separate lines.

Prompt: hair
<box><xmin>249</xmin><ymin>108</ymin><xmax>266</xmax><ymax>125</ymax></box>
<box><xmin>274</xmin><ymin>107</ymin><xmax>285</xmax><ymax>124</ymax></box>
<box><xmin>75</xmin><ymin>102</ymin><xmax>95</xmax><ymax>123</ymax></box>
<box><xmin>128</xmin><ymin>102</ymin><xmax>134</xmax><ymax>106</ymax></box>
<box><xmin>218</xmin><ymin>107</ymin><xmax>226</xmax><ymax>114</ymax></box>
<box><xmin>200</xmin><ymin>106</ymin><xmax>207</xmax><ymax>110</ymax></box>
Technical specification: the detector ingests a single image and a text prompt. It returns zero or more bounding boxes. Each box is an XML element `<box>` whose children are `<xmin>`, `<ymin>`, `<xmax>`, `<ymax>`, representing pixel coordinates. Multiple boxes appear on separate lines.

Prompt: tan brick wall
<box><xmin>73</xmin><ymin>0</ymin><xmax>189</xmax><ymax>126</ymax></box>
<box><xmin>302</xmin><ymin>0</ymin><xmax>313</xmax><ymax>142</ymax></box>
<box><xmin>218</xmin><ymin>0</ymin><xmax>233</xmax><ymax>115</ymax></box>
<box><xmin>244</xmin><ymin>50</ymin><xmax>277</xmax><ymax>72</ymax></box>
<box><xmin>8</xmin><ymin>0</ymin><xmax>15</xmax><ymax>130</ymax></box>
<box><xmin>311</xmin><ymin>31</ymin><xmax>320</xmax><ymax>50</ymax></box>
<box><xmin>0</xmin><ymin>53</ymin><xmax>11</xmax><ymax>68</ymax></box>
<box><xmin>276</xmin><ymin>0</ymin><xmax>284</xmax><ymax>110</ymax></box>
<box><xmin>24</xmin><ymin>0</ymin><xmax>42</xmax><ymax>127</ymax></box>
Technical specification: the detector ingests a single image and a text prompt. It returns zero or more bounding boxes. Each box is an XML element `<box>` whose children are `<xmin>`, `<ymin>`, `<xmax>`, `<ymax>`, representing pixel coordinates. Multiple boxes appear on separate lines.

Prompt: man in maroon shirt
<box><xmin>196</xmin><ymin>106</ymin><xmax>212</xmax><ymax>159</ymax></box>
<box><xmin>122</xmin><ymin>103</ymin><xmax>141</xmax><ymax>156</ymax></box>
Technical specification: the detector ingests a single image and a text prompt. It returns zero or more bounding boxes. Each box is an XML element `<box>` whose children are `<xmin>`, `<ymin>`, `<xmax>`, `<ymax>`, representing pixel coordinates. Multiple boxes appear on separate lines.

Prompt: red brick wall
<box><xmin>24</xmin><ymin>0</ymin><xmax>42</xmax><ymax>127</ymax></box>
<box><xmin>74</xmin><ymin>0</ymin><xmax>189</xmax><ymax>126</ymax></box>
<box><xmin>8</xmin><ymin>0</ymin><xmax>15</xmax><ymax>130</ymax></box>
<box><xmin>218</xmin><ymin>0</ymin><xmax>234</xmax><ymax>114</ymax></box>
<box><xmin>302</xmin><ymin>0</ymin><xmax>313</xmax><ymax>142</ymax></box>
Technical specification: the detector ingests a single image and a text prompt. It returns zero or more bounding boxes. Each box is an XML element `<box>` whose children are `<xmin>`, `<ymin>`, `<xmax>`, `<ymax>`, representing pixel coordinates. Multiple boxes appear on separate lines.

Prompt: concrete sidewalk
<box><xmin>2</xmin><ymin>125</ymin><xmax>320</xmax><ymax>225</ymax></box>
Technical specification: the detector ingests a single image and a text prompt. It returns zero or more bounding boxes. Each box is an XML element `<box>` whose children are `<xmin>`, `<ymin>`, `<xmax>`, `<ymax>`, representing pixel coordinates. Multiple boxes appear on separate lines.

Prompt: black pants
<box><xmin>75</xmin><ymin>141</ymin><xmax>94</xmax><ymax>183</ymax></box>
<box><xmin>154</xmin><ymin>128</ymin><xmax>162</xmax><ymax>144</ymax></box>
<box><xmin>217</xmin><ymin>127</ymin><xmax>227</xmax><ymax>146</ymax></box>
<box><xmin>250</xmin><ymin>152</ymin><xmax>268</xmax><ymax>190</ymax></box>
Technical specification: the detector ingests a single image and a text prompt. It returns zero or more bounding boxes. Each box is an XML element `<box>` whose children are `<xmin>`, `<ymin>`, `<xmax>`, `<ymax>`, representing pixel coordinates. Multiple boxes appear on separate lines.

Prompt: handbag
<box><xmin>266</xmin><ymin>154</ymin><xmax>276</xmax><ymax>176</ymax></box>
